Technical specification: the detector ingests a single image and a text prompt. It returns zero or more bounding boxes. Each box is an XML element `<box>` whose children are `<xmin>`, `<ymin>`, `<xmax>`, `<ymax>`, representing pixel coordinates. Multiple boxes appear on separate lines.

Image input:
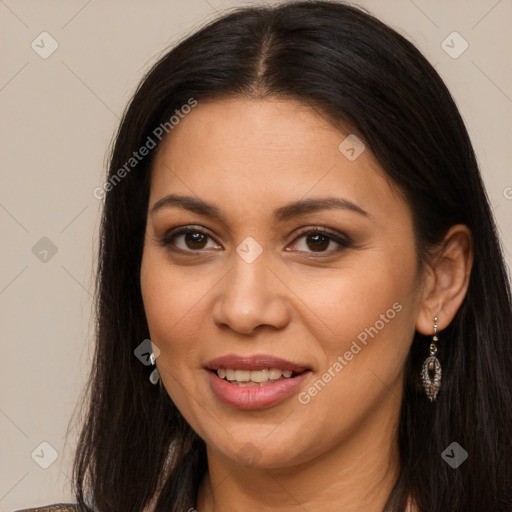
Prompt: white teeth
<box><xmin>268</xmin><ymin>368</ymin><xmax>282</xmax><ymax>380</ymax></box>
<box><xmin>235</xmin><ymin>370</ymin><xmax>250</xmax><ymax>382</ymax></box>
<box><xmin>250</xmin><ymin>369</ymin><xmax>268</xmax><ymax>383</ymax></box>
<box><xmin>216</xmin><ymin>367</ymin><xmax>298</xmax><ymax>383</ymax></box>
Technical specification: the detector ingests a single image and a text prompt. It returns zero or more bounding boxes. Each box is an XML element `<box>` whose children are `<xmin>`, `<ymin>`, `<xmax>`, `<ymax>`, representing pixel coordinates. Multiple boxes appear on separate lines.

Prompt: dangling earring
<box><xmin>421</xmin><ymin>316</ymin><xmax>442</xmax><ymax>401</ymax></box>
<box><xmin>149</xmin><ymin>352</ymin><xmax>161</xmax><ymax>385</ymax></box>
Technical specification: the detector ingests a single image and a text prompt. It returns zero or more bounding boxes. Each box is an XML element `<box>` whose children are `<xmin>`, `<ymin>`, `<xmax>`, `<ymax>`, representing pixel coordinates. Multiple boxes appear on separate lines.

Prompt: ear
<box><xmin>415</xmin><ymin>224</ymin><xmax>473</xmax><ymax>334</ymax></box>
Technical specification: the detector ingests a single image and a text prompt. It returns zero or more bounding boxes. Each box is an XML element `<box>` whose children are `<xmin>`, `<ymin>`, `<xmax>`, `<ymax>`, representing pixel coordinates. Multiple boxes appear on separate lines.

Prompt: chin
<box><xmin>209</xmin><ymin>432</ymin><xmax>315</xmax><ymax>470</ymax></box>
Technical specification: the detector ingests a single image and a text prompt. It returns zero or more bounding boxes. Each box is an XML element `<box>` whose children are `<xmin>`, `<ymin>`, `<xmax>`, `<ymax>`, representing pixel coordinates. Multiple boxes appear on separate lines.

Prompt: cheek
<box><xmin>299</xmin><ymin>246</ymin><xmax>419</xmax><ymax>401</ymax></box>
<box><xmin>294</xmin><ymin>294</ymin><xmax>414</xmax><ymax>445</ymax></box>
<box><xmin>301</xmin><ymin>250</ymin><xmax>415</xmax><ymax>348</ymax></box>
<box><xmin>140</xmin><ymin>250</ymin><xmax>208</xmax><ymax>413</ymax></box>
<box><xmin>140</xmin><ymin>247</ymin><xmax>217</xmax><ymax>379</ymax></box>
<box><xmin>140</xmin><ymin>249</ymin><xmax>191</xmax><ymax>368</ymax></box>
<box><xmin>140</xmin><ymin>253</ymin><xmax>172</xmax><ymax>340</ymax></box>
<box><xmin>141</xmin><ymin>248</ymin><xmax>199</xmax><ymax>338</ymax></box>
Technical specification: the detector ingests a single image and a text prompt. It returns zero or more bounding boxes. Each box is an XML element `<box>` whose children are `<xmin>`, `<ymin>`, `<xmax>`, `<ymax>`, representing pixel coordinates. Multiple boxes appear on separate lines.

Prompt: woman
<box><xmin>17</xmin><ymin>1</ymin><xmax>512</xmax><ymax>511</ymax></box>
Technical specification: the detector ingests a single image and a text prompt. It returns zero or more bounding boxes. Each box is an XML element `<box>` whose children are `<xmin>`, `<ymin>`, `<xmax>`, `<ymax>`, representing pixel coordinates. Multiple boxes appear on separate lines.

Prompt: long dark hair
<box><xmin>71</xmin><ymin>2</ymin><xmax>512</xmax><ymax>511</ymax></box>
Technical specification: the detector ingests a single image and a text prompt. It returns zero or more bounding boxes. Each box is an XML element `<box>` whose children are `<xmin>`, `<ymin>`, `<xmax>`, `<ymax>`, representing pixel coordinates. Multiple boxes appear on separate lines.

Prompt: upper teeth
<box><xmin>217</xmin><ymin>368</ymin><xmax>293</xmax><ymax>383</ymax></box>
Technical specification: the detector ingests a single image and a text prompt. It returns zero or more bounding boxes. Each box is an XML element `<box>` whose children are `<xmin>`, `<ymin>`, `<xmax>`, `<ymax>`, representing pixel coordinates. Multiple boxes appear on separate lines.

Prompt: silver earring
<box><xmin>149</xmin><ymin>352</ymin><xmax>161</xmax><ymax>385</ymax></box>
<box><xmin>420</xmin><ymin>316</ymin><xmax>442</xmax><ymax>401</ymax></box>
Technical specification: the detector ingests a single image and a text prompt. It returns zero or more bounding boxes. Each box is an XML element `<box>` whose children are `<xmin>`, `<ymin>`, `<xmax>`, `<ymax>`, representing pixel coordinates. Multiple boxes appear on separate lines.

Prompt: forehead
<box><xmin>154</xmin><ymin>96</ymin><xmax>352</xmax><ymax>175</ymax></box>
<box><xmin>149</xmin><ymin>96</ymin><xmax>406</xmax><ymax>225</ymax></box>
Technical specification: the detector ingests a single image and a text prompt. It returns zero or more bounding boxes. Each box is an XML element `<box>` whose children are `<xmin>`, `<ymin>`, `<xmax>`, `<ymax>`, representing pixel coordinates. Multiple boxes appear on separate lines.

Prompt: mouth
<box><xmin>205</xmin><ymin>354</ymin><xmax>312</xmax><ymax>409</ymax></box>
<box><xmin>209</xmin><ymin>367</ymin><xmax>306</xmax><ymax>386</ymax></box>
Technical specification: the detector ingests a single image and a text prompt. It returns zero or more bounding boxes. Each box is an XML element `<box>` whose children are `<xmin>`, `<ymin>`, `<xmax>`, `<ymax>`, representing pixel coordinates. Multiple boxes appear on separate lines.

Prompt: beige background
<box><xmin>1</xmin><ymin>0</ymin><xmax>511</xmax><ymax>510</ymax></box>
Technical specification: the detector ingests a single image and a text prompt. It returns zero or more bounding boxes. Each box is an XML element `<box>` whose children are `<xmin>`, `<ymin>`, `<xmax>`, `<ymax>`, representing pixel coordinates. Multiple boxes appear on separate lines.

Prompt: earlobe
<box><xmin>415</xmin><ymin>224</ymin><xmax>473</xmax><ymax>335</ymax></box>
<box><xmin>415</xmin><ymin>295</ymin><xmax>442</xmax><ymax>337</ymax></box>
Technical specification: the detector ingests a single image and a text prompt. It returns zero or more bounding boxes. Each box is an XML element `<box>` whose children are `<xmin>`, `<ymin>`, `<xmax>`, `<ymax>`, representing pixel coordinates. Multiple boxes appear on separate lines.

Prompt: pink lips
<box><xmin>206</xmin><ymin>354</ymin><xmax>311</xmax><ymax>410</ymax></box>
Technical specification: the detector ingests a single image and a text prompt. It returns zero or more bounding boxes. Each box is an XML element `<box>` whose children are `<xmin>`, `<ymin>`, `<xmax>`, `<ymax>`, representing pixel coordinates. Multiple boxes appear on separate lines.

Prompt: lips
<box><xmin>205</xmin><ymin>354</ymin><xmax>312</xmax><ymax>410</ymax></box>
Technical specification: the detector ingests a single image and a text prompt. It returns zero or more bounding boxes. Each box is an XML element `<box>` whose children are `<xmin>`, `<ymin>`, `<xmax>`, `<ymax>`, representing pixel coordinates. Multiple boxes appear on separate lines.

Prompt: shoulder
<box><xmin>13</xmin><ymin>504</ymin><xmax>79</xmax><ymax>512</ymax></box>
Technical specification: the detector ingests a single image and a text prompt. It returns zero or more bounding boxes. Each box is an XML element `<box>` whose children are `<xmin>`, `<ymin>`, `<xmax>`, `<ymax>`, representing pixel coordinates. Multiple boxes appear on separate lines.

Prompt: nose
<box><xmin>211</xmin><ymin>248</ymin><xmax>291</xmax><ymax>335</ymax></box>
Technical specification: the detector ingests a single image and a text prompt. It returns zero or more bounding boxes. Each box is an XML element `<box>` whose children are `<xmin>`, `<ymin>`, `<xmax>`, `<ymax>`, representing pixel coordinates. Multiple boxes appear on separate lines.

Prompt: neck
<box><xmin>196</xmin><ymin>389</ymin><xmax>404</xmax><ymax>512</ymax></box>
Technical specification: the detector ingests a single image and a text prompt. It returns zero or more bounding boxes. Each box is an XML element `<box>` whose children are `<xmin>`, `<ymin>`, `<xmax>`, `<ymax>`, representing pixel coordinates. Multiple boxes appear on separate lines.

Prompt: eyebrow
<box><xmin>150</xmin><ymin>194</ymin><xmax>371</xmax><ymax>222</ymax></box>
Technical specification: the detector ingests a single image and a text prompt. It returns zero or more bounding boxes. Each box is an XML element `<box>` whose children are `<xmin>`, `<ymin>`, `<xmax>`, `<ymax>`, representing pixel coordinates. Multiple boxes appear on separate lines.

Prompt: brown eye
<box><xmin>288</xmin><ymin>228</ymin><xmax>352</xmax><ymax>255</ymax></box>
<box><xmin>182</xmin><ymin>232</ymin><xmax>208</xmax><ymax>250</ymax></box>
<box><xmin>159</xmin><ymin>227</ymin><xmax>220</xmax><ymax>252</ymax></box>
<box><xmin>304</xmin><ymin>233</ymin><xmax>331</xmax><ymax>252</ymax></box>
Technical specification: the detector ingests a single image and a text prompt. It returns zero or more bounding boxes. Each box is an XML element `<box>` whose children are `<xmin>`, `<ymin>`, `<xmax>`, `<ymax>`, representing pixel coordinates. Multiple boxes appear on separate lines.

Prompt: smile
<box><xmin>215</xmin><ymin>368</ymin><xmax>301</xmax><ymax>385</ymax></box>
<box><xmin>205</xmin><ymin>354</ymin><xmax>312</xmax><ymax>409</ymax></box>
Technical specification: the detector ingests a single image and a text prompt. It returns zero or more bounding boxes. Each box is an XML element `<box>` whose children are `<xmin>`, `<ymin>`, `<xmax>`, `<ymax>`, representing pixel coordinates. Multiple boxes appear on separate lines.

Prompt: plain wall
<box><xmin>1</xmin><ymin>0</ymin><xmax>511</xmax><ymax>510</ymax></box>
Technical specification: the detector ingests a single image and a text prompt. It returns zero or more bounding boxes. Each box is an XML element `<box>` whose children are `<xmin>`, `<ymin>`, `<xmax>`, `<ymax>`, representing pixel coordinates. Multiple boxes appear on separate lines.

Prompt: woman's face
<box><xmin>140</xmin><ymin>96</ymin><xmax>424</xmax><ymax>469</ymax></box>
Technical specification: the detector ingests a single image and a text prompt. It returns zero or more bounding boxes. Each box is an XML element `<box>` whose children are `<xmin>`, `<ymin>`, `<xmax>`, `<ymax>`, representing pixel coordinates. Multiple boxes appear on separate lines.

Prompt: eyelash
<box><xmin>158</xmin><ymin>225</ymin><xmax>352</xmax><ymax>257</ymax></box>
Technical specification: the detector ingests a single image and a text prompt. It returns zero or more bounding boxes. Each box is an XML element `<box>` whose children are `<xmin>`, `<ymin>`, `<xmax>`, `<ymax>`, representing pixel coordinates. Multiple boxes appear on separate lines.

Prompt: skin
<box><xmin>140</xmin><ymin>96</ymin><xmax>473</xmax><ymax>512</ymax></box>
